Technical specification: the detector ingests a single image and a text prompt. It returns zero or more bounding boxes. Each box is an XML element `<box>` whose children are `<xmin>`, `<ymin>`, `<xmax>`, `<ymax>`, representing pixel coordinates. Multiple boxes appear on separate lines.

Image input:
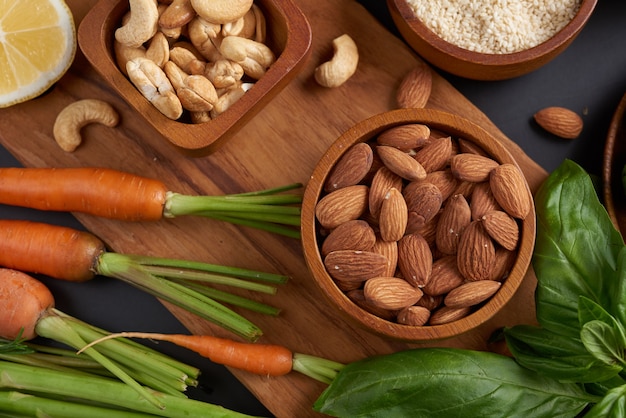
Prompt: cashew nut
<box><xmin>219</xmin><ymin>36</ymin><xmax>275</xmax><ymax>80</ymax></box>
<box><xmin>170</xmin><ymin>46</ymin><xmax>206</xmax><ymax>74</ymax></box>
<box><xmin>190</xmin><ymin>0</ymin><xmax>253</xmax><ymax>24</ymax></box>
<box><xmin>187</xmin><ymin>17</ymin><xmax>224</xmax><ymax>61</ymax></box>
<box><xmin>205</xmin><ymin>59</ymin><xmax>244</xmax><ymax>88</ymax></box>
<box><xmin>159</xmin><ymin>0</ymin><xmax>196</xmax><ymax>30</ymax></box>
<box><xmin>221</xmin><ymin>7</ymin><xmax>256</xmax><ymax>39</ymax></box>
<box><xmin>127</xmin><ymin>57</ymin><xmax>183</xmax><ymax>120</ymax></box>
<box><xmin>210</xmin><ymin>82</ymin><xmax>253</xmax><ymax>117</ymax></box>
<box><xmin>176</xmin><ymin>74</ymin><xmax>218</xmax><ymax>112</ymax></box>
<box><xmin>115</xmin><ymin>0</ymin><xmax>159</xmax><ymax>48</ymax></box>
<box><xmin>157</xmin><ymin>4</ymin><xmax>183</xmax><ymax>41</ymax></box>
<box><xmin>163</xmin><ymin>60</ymin><xmax>189</xmax><ymax>90</ymax></box>
<box><xmin>314</xmin><ymin>34</ymin><xmax>359</xmax><ymax>88</ymax></box>
<box><xmin>53</xmin><ymin>99</ymin><xmax>119</xmax><ymax>152</ymax></box>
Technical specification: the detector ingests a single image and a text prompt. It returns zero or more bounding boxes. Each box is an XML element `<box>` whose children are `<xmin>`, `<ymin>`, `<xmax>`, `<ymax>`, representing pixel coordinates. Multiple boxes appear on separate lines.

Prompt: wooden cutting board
<box><xmin>0</xmin><ymin>0</ymin><xmax>548</xmax><ymax>416</ymax></box>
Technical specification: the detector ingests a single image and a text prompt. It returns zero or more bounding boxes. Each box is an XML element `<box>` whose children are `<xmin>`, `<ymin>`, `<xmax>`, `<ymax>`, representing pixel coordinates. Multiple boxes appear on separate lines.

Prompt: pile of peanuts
<box><xmin>114</xmin><ymin>0</ymin><xmax>273</xmax><ymax>122</ymax></box>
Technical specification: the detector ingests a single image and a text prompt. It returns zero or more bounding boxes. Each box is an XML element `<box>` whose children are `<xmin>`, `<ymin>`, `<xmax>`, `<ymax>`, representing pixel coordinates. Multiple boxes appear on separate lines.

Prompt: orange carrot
<box><xmin>0</xmin><ymin>269</ymin><xmax>55</xmax><ymax>340</ymax></box>
<box><xmin>0</xmin><ymin>219</ymin><xmax>288</xmax><ymax>341</ymax></box>
<box><xmin>79</xmin><ymin>332</ymin><xmax>345</xmax><ymax>383</ymax></box>
<box><xmin>0</xmin><ymin>167</ymin><xmax>302</xmax><ymax>237</ymax></box>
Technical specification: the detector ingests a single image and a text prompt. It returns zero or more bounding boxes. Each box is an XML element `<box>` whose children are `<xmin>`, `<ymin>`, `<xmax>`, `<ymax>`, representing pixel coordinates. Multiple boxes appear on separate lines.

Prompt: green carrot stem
<box><xmin>141</xmin><ymin>266</ymin><xmax>279</xmax><ymax>294</ymax></box>
<box><xmin>0</xmin><ymin>391</ymin><xmax>155</xmax><ymax>418</ymax></box>
<box><xmin>228</xmin><ymin>183</ymin><xmax>303</xmax><ymax>196</ymax></box>
<box><xmin>292</xmin><ymin>353</ymin><xmax>345</xmax><ymax>385</ymax></box>
<box><xmin>165</xmin><ymin>192</ymin><xmax>302</xmax><ymax>217</ymax></box>
<box><xmin>0</xmin><ymin>361</ymin><xmax>258</xmax><ymax>417</ymax></box>
<box><xmin>174</xmin><ymin>280</ymin><xmax>282</xmax><ymax>315</ymax></box>
<box><xmin>207</xmin><ymin>214</ymin><xmax>301</xmax><ymax>239</ymax></box>
<box><xmin>97</xmin><ymin>254</ymin><xmax>264</xmax><ymax>341</ymax></box>
<box><xmin>121</xmin><ymin>254</ymin><xmax>289</xmax><ymax>284</ymax></box>
<box><xmin>34</xmin><ymin>315</ymin><xmax>165</xmax><ymax>409</ymax></box>
<box><xmin>196</xmin><ymin>211</ymin><xmax>302</xmax><ymax>226</ymax></box>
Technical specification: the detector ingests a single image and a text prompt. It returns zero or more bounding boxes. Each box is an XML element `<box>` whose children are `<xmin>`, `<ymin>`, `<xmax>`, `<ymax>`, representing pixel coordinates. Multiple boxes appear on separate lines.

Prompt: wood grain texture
<box><xmin>0</xmin><ymin>0</ymin><xmax>547</xmax><ymax>416</ymax></box>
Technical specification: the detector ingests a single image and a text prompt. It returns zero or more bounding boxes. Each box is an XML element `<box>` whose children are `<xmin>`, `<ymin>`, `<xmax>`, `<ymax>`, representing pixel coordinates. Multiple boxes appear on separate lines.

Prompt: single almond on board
<box><xmin>397</xmin><ymin>233</ymin><xmax>433</xmax><ymax>288</ymax></box>
<box><xmin>422</xmin><ymin>255</ymin><xmax>465</xmax><ymax>296</ymax></box>
<box><xmin>364</xmin><ymin>277</ymin><xmax>423</xmax><ymax>310</ymax></box>
<box><xmin>481</xmin><ymin>210</ymin><xmax>519</xmax><ymax>251</ymax></box>
<box><xmin>457</xmin><ymin>220</ymin><xmax>496</xmax><ymax>281</ymax></box>
<box><xmin>324</xmin><ymin>142</ymin><xmax>373</xmax><ymax>192</ymax></box>
<box><xmin>429</xmin><ymin>306</ymin><xmax>471</xmax><ymax>325</ymax></box>
<box><xmin>396</xmin><ymin>63</ymin><xmax>433</xmax><ymax>109</ymax></box>
<box><xmin>321</xmin><ymin>219</ymin><xmax>377</xmax><ymax>256</ymax></box>
<box><xmin>489</xmin><ymin>164</ymin><xmax>531</xmax><ymax>220</ymax></box>
<box><xmin>413</xmin><ymin>136</ymin><xmax>453</xmax><ymax>173</ymax></box>
<box><xmin>377</xmin><ymin>145</ymin><xmax>427</xmax><ymax>181</ymax></box>
<box><xmin>403</xmin><ymin>181</ymin><xmax>443</xmax><ymax>227</ymax></box>
<box><xmin>534</xmin><ymin>106</ymin><xmax>583</xmax><ymax>139</ymax></box>
<box><xmin>470</xmin><ymin>181</ymin><xmax>502</xmax><ymax>221</ymax></box>
<box><xmin>316</xmin><ymin>185</ymin><xmax>369</xmax><ymax>229</ymax></box>
<box><xmin>324</xmin><ymin>250</ymin><xmax>389</xmax><ymax>282</ymax></box>
<box><xmin>368</xmin><ymin>166</ymin><xmax>403</xmax><ymax>218</ymax></box>
<box><xmin>436</xmin><ymin>193</ymin><xmax>471</xmax><ymax>255</ymax></box>
<box><xmin>397</xmin><ymin>305</ymin><xmax>431</xmax><ymax>326</ymax></box>
<box><xmin>377</xmin><ymin>123</ymin><xmax>430</xmax><ymax>151</ymax></box>
<box><xmin>444</xmin><ymin>280</ymin><xmax>502</xmax><ymax>308</ymax></box>
<box><xmin>379</xmin><ymin>188</ymin><xmax>408</xmax><ymax>242</ymax></box>
<box><xmin>450</xmin><ymin>153</ymin><xmax>500</xmax><ymax>182</ymax></box>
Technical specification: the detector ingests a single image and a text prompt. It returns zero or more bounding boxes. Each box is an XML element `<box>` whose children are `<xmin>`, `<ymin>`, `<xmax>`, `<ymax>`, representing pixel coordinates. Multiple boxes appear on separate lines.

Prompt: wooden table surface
<box><xmin>0</xmin><ymin>0</ymin><xmax>625</xmax><ymax>416</ymax></box>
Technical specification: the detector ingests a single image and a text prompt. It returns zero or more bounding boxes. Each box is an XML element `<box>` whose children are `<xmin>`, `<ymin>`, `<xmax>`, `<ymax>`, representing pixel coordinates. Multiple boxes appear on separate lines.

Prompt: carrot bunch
<box><xmin>0</xmin><ymin>167</ymin><xmax>302</xmax><ymax>238</ymax></box>
<box><xmin>0</xmin><ymin>219</ymin><xmax>288</xmax><ymax>341</ymax></box>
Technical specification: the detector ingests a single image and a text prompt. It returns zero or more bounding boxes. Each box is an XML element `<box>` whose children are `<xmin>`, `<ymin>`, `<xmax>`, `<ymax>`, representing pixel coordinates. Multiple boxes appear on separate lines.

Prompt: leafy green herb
<box><xmin>0</xmin><ymin>332</ymin><xmax>34</xmax><ymax>355</ymax></box>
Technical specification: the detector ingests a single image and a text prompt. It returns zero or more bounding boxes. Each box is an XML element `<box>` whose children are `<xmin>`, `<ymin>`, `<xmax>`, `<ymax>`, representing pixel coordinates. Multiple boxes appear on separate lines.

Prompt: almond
<box><xmin>413</xmin><ymin>136</ymin><xmax>453</xmax><ymax>173</ymax></box>
<box><xmin>324</xmin><ymin>250</ymin><xmax>389</xmax><ymax>282</ymax></box>
<box><xmin>397</xmin><ymin>305</ymin><xmax>431</xmax><ymax>326</ymax></box>
<box><xmin>534</xmin><ymin>106</ymin><xmax>583</xmax><ymax>139</ymax></box>
<box><xmin>321</xmin><ymin>219</ymin><xmax>376</xmax><ymax>256</ymax></box>
<box><xmin>450</xmin><ymin>153</ymin><xmax>499</xmax><ymax>182</ymax></box>
<box><xmin>397</xmin><ymin>233</ymin><xmax>433</xmax><ymax>288</ymax></box>
<box><xmin>364</xmin><ymin>277</ymin><xmax>423</xmax><ymax>310</ymax></box>
<box><xmin>429</xmin><ymin>306</ymin><xmax>471</xmax><ymax>325</ymax></box>
<box><xmin>403</xmin><ymin>181</ymin><xmax>443</xmax><ymax>227</ymax></box>
<box><xmin>396</xmin><ymin>63</ymin><xmax>432</xmax><ymax>109</ymax></box>
<box><xmin>415</xmin><ymin>294</ymin><xmax>443</xmax><ymax>310</ymax></box>
<box><xmin>481</xmin><ymin>210</ymin><xmax>519</xmax><ymax>251</ymax></box>
<box><xmin>457</xmin><ymin>221</ymin><xmax>496</xmax><ymax>281</ymax></box>
<box><xmin>457</xmin><ymin>138</ymin><xmax>489</xmax><ymax>157</ymax></box>
<box><xmin>368</xmin><ymin>166</ymin><xmax>403</xmax><ymax>218</ymax></box>
<box><xmin>406</xmin><ymin>211</ymin><xmax>439</xmax><ymax>246</ymax></box>
<box><xmin>470</xmin><ymin>181</ymin><xmax>502</xmax><ymax>221</ymax></box>
<box><xmin>377</xmin><ymin>145</ymin><xmax>427</xmax><ymax>181</ymax></box>
<box><xmin>490</xmin><ymin>246</ymin><xmax>517</xmax><ymax>281</ymax></box>
<box><xmin>377</xmin><ymin>123</ymin><xmax>430</xmax><ymax>151</ymax></box>
<box><xmin>444</xmin><ymin>280</ymin><xmax>502</xmax><ymax>308</ymax></box>
<box><xmin>425</xmin><ymin>169</ymin><xmax>458</xmax><ymax>201</ymax></box>
<box><xmin>315</xmin><ymin>185</ymin><xmax>369</xmax><ymax>229</ymax></box>
<box><xmin>422</xmin><ymin>255</ymin><xmax>465</xmax><ymax>296</ymax></box>
<box><xmin>346</xmin><ymin>289</ymin><xmax>397</xmax><ymax>320</ymax></box>
<box><xmin>371</xmin><ymin>237</ymin><xmax>398</xmax><ymax>277</ymax></box>
<box><xmin>324</xmin><ymin>142</ymin><xmax>373</xmax><ymax>192</ymax></box>
<box><xmin>436</xmin><ymin>193</ymin><xmax>471</xmax><ymax>255</ymax></box>
<box><xmin>489</xmin><ymin>164</ymin><xmax>531</xmax><ymax>219</ymax></box>
<box><xmin>379</xmin><ymin>188</ymin><xmax>408</xmax><ymax>242</ymax></box>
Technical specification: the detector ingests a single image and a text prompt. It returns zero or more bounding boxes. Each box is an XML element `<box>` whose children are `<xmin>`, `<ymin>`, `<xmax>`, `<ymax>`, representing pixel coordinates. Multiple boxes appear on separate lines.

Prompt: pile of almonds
<box><xmin>314</xmin><ymin>123</ymin><xmax>532</xmax><ymax>327</ymax></box>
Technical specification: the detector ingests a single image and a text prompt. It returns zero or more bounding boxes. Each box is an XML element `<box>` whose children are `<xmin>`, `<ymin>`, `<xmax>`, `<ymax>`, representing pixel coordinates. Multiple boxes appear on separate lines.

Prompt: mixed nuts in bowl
<box><xmin>301</xmin><ymin>109</ymin><xmax>536</xmax><ymax>342</ymax></box>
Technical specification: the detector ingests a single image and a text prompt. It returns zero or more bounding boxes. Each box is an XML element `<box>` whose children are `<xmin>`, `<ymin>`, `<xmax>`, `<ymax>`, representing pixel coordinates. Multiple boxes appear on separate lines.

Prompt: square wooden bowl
<box><xmin>387</xmin><ymin>0</ymin><xmax>597</xmax><ymax>80</ymax></box>
<box><xmin>78</xmin><ymin>0</ymin><xmax>312</xmax><ymax>156</ymax></box>
<box><xmin>301</xmin><ymin>109</ymin><xmax>536</xmax><ymax>342</ymax></box>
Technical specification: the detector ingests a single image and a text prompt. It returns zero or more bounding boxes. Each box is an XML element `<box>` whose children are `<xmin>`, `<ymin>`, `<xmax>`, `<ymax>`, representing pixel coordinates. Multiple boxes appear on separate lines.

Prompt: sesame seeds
<box><xmin>406</xmin><ymin>0</ymin><xmax>582</xmax><ymax>54</ymax></box>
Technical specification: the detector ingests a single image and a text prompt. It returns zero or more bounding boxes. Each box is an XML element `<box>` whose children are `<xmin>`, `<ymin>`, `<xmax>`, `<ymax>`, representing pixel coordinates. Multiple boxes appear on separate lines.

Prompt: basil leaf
<box><xmin>505</xmin><ymin>325</ymin><xmax>621</xmax><ymax>383</ymax></box>
<box><xmin>313</xmin><ymin>348</ymin><xmax>593</xmax><ymax>418</ymax></box>
<box><xmin>579</xmin><ymin>296</ymin><xmax>626</xmax><ymax>347</ymax></box>
<box><xmin>532</xmin><ymin>160</ymin><xmax>624</xmax><ymax>338</ymax></box>
<box><xmin>581</xmin><ymin>320</ymin><xmax>625</xmax><ymax>368</ymax></box>
<box><xmin>585</xmin><ymin>384</ymin><xmax>626</xmax><ymax>418</ymax></box>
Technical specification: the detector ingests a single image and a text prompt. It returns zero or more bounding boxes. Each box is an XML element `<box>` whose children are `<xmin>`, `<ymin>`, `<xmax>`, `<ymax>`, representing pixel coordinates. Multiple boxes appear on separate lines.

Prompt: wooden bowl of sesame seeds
<box><xmin>388</xmin><ymin>0</ymin><xmax>597</xmax><ymax>80</ymax></box>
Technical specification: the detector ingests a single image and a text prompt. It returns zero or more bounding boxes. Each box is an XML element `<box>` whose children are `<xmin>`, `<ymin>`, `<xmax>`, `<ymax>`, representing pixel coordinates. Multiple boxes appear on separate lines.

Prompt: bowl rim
<box><xmin>388</xmin><ymin>0</ymin><xmax>598</xmax><ymax>65</ymax></box>
<box><xmin>77</xmin><ymin>0</ymin><xmax>312</xmax><ymax>156</ymax></box>
<box><xmin>301</xmin><ymin>108</ymin><xmax>536</xmax><ymax>342</ymax></box>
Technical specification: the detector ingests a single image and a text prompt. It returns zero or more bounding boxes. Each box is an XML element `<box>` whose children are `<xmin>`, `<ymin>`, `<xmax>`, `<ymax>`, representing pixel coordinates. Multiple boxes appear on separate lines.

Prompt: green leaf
<box><xmin>505</xmin><ymin>325</ymin><xmax>621</xmax><ymax>383</ymax></box>
<box><xmin>585</xmin><ymin>384</ymin><xmax>626</xmax><ymax>418</ymax></box>
<box><xmin>581</xmin><ymin>320</ymin><xmax>626</xmax><ymax>368</ymax></box>
<box><xmin>532</xmin><ymin>160</ymin><xmax>624</xmax><ymax>338</ymax></box>
<box><xmin>579</xmin><ymin>296</ymin><xmax>626</xmax><ymax>347</ymax></box>
<box><xmin>313</xmin><ymin>348</ymin><xmax>593</xmax><ymax>418</ymax></box>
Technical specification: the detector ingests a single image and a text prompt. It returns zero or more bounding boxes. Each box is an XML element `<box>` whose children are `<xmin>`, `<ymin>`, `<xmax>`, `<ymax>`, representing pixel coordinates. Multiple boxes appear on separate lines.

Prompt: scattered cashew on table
<box><xmin>53</xmin><ymin>99</ymin><xmax>120</xmax><ymax>152</ymax></box>
<box><xmin>314</xmin><ymin>34</ymin><xmax>359</xmax><ymax>88</ymax></box>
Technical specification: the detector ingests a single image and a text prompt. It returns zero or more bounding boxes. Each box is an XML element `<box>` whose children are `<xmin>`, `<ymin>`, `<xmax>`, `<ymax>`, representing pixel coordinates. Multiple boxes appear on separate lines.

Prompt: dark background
<box><xmin>2</xmin><ymin>1</ymin><xmax>625</xmax><ymax>416</ymax></box>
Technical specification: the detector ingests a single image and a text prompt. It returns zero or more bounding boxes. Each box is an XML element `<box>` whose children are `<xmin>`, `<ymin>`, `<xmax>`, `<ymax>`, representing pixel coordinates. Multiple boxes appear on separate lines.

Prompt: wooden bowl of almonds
<box><xmin>387</xmin><ymin>0</ymin><xmax>597</xmax><ymax>80</ymax></box>
<box><xmin>78</xmin><ymin>0</ymin><xmax>312</xmax><ymax>156</ymax></box>
<box><xmin>301</xmin><ymin>108</ymin><xmax>536</xmax><ymax>342</ymax></box>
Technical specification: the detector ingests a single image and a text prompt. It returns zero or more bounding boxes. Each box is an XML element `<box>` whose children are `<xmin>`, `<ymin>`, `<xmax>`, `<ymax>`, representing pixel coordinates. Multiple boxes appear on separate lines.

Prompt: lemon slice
<box><xmin>0</xmin><ymin>0</ymin><xmax>76</xmax><ymax>108</ymax></box>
